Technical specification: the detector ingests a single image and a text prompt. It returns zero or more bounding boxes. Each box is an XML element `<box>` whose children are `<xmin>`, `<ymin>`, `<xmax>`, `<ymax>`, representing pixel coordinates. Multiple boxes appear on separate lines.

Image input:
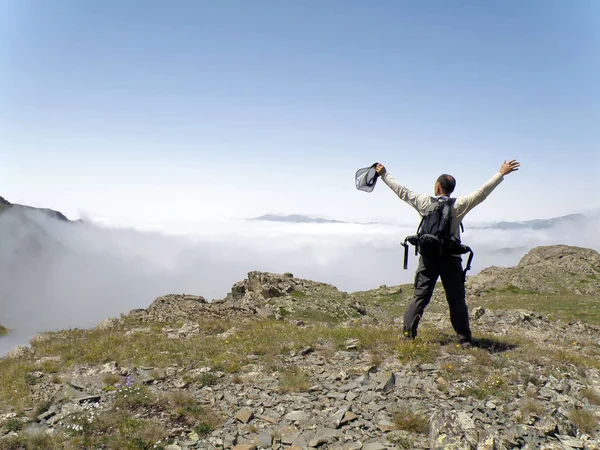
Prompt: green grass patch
<box><xmin>0</xmin><ymin>433</ymin><xmax>66</xmax><ymax>450</ymax></box>
<box><xmin>352</xmin><ymin>287</ymin><xmax>415</xmax><ymax>317</ymax></box>
<box><xmin>1</xmin><ymin>418</ymin><xmax>22</xmax><ymax>432</ymax></box>
<box><xmin>38</xmin><ymin>359</ymin><xmax>60</xmax><ymax>374</ymax></box>
<box><xmin>101</xmin><ymin>373</ymin><xmax>122</xmax><ymax>387</ymax></box>
<box><xmin>114</xmin><ymin>384</ymin><xmax>155</xmax><ymax>411</ymax></box>
<box><xmin>461</xmin><ymin>373</ymin><xmax>508</xmax><ymax>401</ymax></box>
<box><xmin>396</xmin><ymin>339</ymin><xmax>438</xmax><ymax>364</ymax></box>
<box><xmin>161</xmin><ymin>391</ymin><xmax>221</xmax><ymax>430</ymax></box>
<box><xmin>582</xmin><ymin>388</ymin><xmax>600</xmax><ymax>405</ymax></box>
<box><xmin>60</xmin><ymin>410</ymin><xmax>169</xmax><ymax>450</ymax></box>
<box><xmin>183</xmin><ymin>372</ymin><xmax>218</xmax><ymax>387</ymax></box>
<box><xmin>279</xmin><ymin>366</ymin><xmax>311</xmax><ymax>393</ymax></box>
<box><xmin>290</xmin><ymin>289</ymin><xmax>307</xmax><ymax>298</ymax></box>
<box><xmin>568</xmin><ymin>407</ymin><xmax>598</xmax><ymax>434</ymax></box>
<box><xmin>504</xmin><ymin>285</ymin><xmax>538</xmax><ymax>295</ymax></box>
<box><xmin>193</xmin><ymin>421</ymin><xmax>214</xmax><ymax>437</ymax></box>
<box><xmin>392</xmin><ymin>407</ymin><xmax>429</xmax><ymax>434</ymax></box>
<box><xmin>0</xmin><ymin>318</ymin><xmax>435</xmax><ymax>409</ymax></box>
<box><xmin>520</xmin><ymin>399</ymin><xmax>545</xmax><ymax>416</ymax></box>
<box><xmin>0</xmin><ymin>359</ymin><xmax>36</xmax><ymax>409</ymax></box>
<box><xmin>474</xmin><ymin>291</ymin><xmax>600</xmax><ymax>326</ymax></box>
<box><xmin>551</xmin><ymin>349</ymin><xmax>600</xmax><ymax>370</ymax></box>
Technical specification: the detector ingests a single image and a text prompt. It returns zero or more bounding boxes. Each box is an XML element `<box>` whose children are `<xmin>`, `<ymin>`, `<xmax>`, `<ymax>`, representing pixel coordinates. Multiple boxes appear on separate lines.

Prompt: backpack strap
<box><xmin>415</xmin><ymin>215</ymin><xmax>425</xmax><ymax>235</ymax></box>
<box><xmin>462</xmin><ymin>246</ymin><xmax>474</xmax><ymax>281</ymax></box>
<box><xmin>401</xmin><ymin>239</ymin><xmax>409</xmax><ymax>270</ymax></box>
<box><xmin>441</xmin><ymin>201</ymin><xmax>453</xmax><ymax>239</ymax></box>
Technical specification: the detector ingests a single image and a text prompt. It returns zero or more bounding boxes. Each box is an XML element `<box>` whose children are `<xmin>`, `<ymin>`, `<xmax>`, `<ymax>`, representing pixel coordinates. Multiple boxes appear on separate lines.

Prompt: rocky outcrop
<box><xmin>0</xmin><ymin>324</ymin><xmax>9</xmax><ymax>336</ymax></box>
<box><xmin>145</xmin><ymin>294</ymin><xmax>208</xmax><ymax>320</ymax></box>
<box><xmin>218</xmin><ymin>271</ymin><xmax>366</xmax><ymax>322</ymax></box>
<box><xmin>467</xmin><ymin>245</ymin><xmax>600</xmax><ymax>295</ymax></box>
<box><xmin>220</xmin><ymin>271</ymin><xmax>345</xmax><ymax>305</ymax></box>
<box><xmin>130</xmin><ymin>271</ymin><xmax>367</xmax><ymax>324</ymax></box>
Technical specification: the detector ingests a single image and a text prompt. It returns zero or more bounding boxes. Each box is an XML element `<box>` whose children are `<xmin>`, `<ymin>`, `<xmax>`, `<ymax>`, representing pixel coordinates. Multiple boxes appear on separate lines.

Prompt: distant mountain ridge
<box><xmin>0</xmin><ymin>196</ymin><xmax>70</xmax><ymax>222</ymax></box>
<box><xmin>251</xmin><ymin>211</ymin><xmax>596</xmax><ymax>229</ymax></box>
<box><xmin>251</xmin><ymin>214</ymin><xmax>346</xmax><ymax>224</ymax></box>
<box><xmin>479</xmin><ymin>213</ymin><xmax>588</xmax><ymax>230</ymax></box>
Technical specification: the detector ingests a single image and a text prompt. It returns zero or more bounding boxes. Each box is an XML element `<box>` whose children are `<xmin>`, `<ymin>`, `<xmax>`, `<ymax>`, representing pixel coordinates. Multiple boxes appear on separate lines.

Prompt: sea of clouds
<box><xmin>1</xmin><ymin>208</ymin><xmax>599</xmax><ymax>355</ymax></box>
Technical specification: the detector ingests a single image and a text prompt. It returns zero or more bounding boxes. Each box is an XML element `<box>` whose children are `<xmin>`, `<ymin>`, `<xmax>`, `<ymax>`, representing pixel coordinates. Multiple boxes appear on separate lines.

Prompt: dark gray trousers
<box><xmin>403</xmin><ymin>254</ymin><xmax>471</xmax><ymax>342</ymax></box>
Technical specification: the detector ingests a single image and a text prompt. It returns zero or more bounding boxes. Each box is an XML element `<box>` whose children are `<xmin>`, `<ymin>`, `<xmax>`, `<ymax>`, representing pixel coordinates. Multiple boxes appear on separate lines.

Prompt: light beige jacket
<box><xmin>382</xmin><ymin>171</ymin><xmax>504</xmax><ymax>241</ymax></box>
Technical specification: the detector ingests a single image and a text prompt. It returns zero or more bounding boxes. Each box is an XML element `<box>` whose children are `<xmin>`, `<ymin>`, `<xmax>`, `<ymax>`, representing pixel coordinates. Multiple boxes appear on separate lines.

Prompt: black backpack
<box><xmin>401</xmin><ymin>197</ymin><xmax>474</xmax><ymax>279</ymax></box>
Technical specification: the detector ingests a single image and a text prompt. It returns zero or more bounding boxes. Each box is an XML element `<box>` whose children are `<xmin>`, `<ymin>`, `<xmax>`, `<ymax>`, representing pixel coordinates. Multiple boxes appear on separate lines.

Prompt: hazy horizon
<box><xmin>2</xmin><ymin>207</ymin><xmax>600</xmax><ymax>355</ymax></box>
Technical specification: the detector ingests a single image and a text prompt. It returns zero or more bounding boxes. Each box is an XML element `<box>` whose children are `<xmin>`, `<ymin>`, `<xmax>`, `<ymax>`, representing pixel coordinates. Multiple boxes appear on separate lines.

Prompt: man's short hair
<box><xmin>437</xmin><ymin>174</ymin><xmax>456</xmax><ymax>195</ymax></box>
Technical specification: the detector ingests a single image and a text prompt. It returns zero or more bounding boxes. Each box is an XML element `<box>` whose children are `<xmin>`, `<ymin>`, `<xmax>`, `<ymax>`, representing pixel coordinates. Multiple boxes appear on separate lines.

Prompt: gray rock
<box><xmin>477</xmin><ymin>435</ymin><xmax>495</xmax><ymax>450</ymax></box>
<box><xmin>68</xmin><ymin>379</ymin><xmax>86</xmax><ymax>391</ymax></box>
<box><xmin>76</xmin><ymin>395</ymin><xmax>102</xmax><ymax>404</ymax></box>
<box><xmin>232</xmin><ymin>444</ymin><xmax>257</xmax><ymax>450</ymax></box>
<box><xmin>537</xmin><ymin>417</ymin><xmax>558</xmax><ymax>436</ymax></box>
<box><xmin>96</xmin><ymin>317</ymin><xmax>119</xmax><ymax>330</ymax></box>
<box><xmin>281</xmin><ymin>428</ymin><xmax>301</xmax><ymax>445</ymax></box>
<box><xmin>342</xmin><ymin>411</ymin><xmax>359</xmax><ymax>425</ymax></box>
<box><xmin>374</xmin><ymin>371</ymin><xmax>395</xmax><ymax>393</ymax></box>
<box><xmin>330</xmin><ymin>408</ymin><xmax>349</xmax><ymax>428</ymax></box>
<box><xmin>257</xmin><ymin>431</ymin><xmax>272</xmax><ymax>448</ymax></box>
<box><xmin>37</xmin><ymin>406</ymin><xmax>58</xmax><ymax>422</ymax></box>
<box><xmin>308</xmin><ymin>428</ymin><xmax>338</xmax><ymax>447</ymax></box>
<box><xmin>327</xmin><ymin>391</ymin><xmax>347</xmax><ymax>401</ymax></box>
<box><xmin>284</xmin><ymin>410</ymin><xmax>309</xmax><ymax>422</ymax></box>
<box><xmin>362</xmin><ymin>443</ymin><xmax>387</xmax><ymax>450</ymax></box>
<box><xmin>558</xmin><ymin>435</ymin><xmax>584</xmax><ymax>448</ymax></box>
<box><xmin>234</xmin><ymin>408</ymin><xmax>254</xmax><ymax>424</ymax></box>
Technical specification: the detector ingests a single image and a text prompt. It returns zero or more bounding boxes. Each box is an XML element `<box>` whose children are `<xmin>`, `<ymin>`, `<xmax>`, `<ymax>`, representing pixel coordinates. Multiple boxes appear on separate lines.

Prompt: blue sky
<box><xmin>1</xmin><ymin>0</ymin><xmax>599</xmax><ymax>228</ymax></box>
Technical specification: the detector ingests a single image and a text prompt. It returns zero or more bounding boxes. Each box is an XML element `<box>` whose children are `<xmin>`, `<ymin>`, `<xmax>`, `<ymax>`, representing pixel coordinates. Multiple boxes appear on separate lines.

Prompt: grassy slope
<box><xmin>355</xmin><ymin>280</ymin><xmax>600</xmax><ymax>326</ymax></box>
<box><xmin>2</xmin><ymin>280</ymin><xmax>600</xmax><ymax>447</ymax></box>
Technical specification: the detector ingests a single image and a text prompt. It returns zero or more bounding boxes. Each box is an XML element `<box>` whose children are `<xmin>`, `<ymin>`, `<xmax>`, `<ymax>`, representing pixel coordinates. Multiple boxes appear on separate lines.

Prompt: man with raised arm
<box><xmin>375</xmin><ymin>160</ymin><xmax>520</xmax><ymax>348</ymax></box>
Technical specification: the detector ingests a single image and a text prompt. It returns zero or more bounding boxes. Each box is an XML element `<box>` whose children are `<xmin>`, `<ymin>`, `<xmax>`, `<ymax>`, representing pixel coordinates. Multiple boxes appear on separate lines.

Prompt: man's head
<box><xmin>434</xmin><ymin>174</ymin><xmax>456</xmax><ymax>196</ymax></box>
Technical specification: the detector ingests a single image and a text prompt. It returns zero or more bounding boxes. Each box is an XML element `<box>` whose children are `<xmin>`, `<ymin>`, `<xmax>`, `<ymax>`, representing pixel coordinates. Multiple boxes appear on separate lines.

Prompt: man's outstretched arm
<box><xmin>455</xmin><ymin>159</ymin><xmax>520</xmax><ymax>217</ymax></box>
<box><xmin>375</xmin><ymin>163</ymin><xmax>431</xmax><ymax>214</ymax></box>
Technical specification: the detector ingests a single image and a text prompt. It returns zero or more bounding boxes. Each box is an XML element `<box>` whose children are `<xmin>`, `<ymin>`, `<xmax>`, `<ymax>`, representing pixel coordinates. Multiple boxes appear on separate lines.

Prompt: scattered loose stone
<box><xmin>232</xmin><ymin>445</ymin><xmax>257</xmax><ymax>450</ymax></box>
<box><xmin>257</xmin><ymin>431</ymin><xmax>272</xmax><ymax>448</ymax></box>
<box><xmin>284</xmin><ymin>410</ymin><xmax>309</xmax><ymax>422</ymax></box>
<box><xmin>363</xmin><ymin>443</ymin><xmax>387</xmax><ymax>450</ymax></box>
<box><xmin>235</xmin><ymin>408</ymin><xmax>254</xmax><ymax>424</ymax></box>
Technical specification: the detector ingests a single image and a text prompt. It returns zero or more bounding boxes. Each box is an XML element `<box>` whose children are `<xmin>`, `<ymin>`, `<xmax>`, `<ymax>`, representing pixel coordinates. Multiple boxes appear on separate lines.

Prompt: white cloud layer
<box><xmin>1</xmin><ymin>209</ymin><xmax>599</xmax><ymax>355</ymax></box>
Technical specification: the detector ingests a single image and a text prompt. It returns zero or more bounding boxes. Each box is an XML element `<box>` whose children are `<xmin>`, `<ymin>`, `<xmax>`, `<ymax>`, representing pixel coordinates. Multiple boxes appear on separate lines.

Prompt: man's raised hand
<box><xmin>500</xmin><ymin>159</ymin><xmax>520</xmax><ymax>176</ymax></box>
<box><xmin>375</xmin><ymin>163</ymin><xmax>387</xmax><ymax>176</ymax></box>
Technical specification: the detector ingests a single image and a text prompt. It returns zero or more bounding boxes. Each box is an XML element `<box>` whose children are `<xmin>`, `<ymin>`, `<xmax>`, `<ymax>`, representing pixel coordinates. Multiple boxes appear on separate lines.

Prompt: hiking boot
<box><xmin>459</xmin><ymin>340</ymin><xmax>473</xmax><ymax>350</ymax></box>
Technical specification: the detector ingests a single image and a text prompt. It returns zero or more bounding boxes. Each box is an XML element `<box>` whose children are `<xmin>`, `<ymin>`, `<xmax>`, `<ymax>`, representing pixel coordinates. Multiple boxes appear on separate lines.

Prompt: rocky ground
<box><xmin>2</xmin><ymin>245</ymin><xmax>600</xmax><ymax>450</ymax></box>
<box><xmin>466</xmin><ymin>245</ymin><xmax>600</xmax><ymax>296</ymax></box>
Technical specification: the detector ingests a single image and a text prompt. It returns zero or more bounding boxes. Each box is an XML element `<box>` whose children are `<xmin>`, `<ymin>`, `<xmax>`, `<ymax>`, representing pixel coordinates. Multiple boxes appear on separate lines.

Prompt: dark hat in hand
<box><xmin>355</xmin><ymin>163</ymin><xmax>380</xmax><ymax>193</ymax></box>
